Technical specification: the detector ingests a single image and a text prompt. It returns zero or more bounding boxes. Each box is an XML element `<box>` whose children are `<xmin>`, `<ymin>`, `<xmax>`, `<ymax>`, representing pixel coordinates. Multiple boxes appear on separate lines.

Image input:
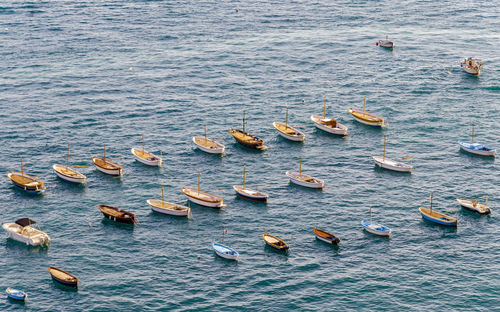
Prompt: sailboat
<box><xmin>419</xmin><ymin>193</ymin><xmax>457</xmax><ymax>227</ymax></box>
<box><xmin>182</xmin><ymin>172</ymin><xmax>224</xmax><ymax>208</ymax></box>
<box><xmin>53</xmin><ymin>143</ymin><xmax>87</xmax><ymax>184</ymax></box>
<box><xmin>456</xmin><ymin>196</ymin><xmax>491</xmax><ymax>215</ymax></box>
<box><xmin>273</xmin><ymin>106</ymin><xmax>305</xmax><ymax>141</ymax></box>
<box><xmin>147</xmin><ymin>185</ymin><xmax>192</xmax><ymax>217</ymax></box>
<box><xmin>212</xmin><ymin>227</ymin><xmax>239</xmax><ymax>260</ymax></box>
<box><xmin>228</xmin><ymin>110</ymin><xmax>267</xmax><ymax>150</ymax></box>
<box><xmin>233</xmin><ymin>166</ymin><xmax>268</xmax><ymax>202</ymax></box>
<box><xmin>348</xmin><ymin>97</ymin><xmax>386</xmax><ymax>127</ymax></box>
<box><xmin>7</xmin><ymin>157</ymin><xmax>46</xmax><ymax>194</ymax></box>
<box><xmin>361</xmin><ymin>207</ymin><xmax>392</xmax><ymax>237</ymax></box>
<box><xmin>92</xmin><ymin>145</ymin><xmax>123</xmax><ymax>176</ymax></box>
<box><xmin>372</xmin><ymin>137</ymin><xmax>413</xmax><ymax>172</ymax></box>
<box><xmin>310</xmin><ymin>96</ymin><xmax>348</xmax><ymax>136</ymax></box>
<box><xmin>458</xmin><ymin>123</ymin><xmax>495</xmax><ymax>156</ymax></box>
<box><xmin>286</xmin><ymin>156</ymin><xmax>324</xmax><ymax>189</ymax></box>
<box><xmin>192</xmin><ymin>123</ymin><xmax>225</xmax><ymax>154</ymax></box>
<box><xmin>131</xmin><ymin>134</ymin><xmax>163</xmax><ymax>166</ymax></box>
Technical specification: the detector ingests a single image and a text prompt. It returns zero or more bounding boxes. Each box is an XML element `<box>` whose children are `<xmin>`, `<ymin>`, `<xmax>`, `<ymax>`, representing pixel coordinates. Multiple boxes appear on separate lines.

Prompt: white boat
<box><xmin>362</xmin><ymin>208</ymin><xmax>391</xmax><ymax>237</ymax></box>
<box><xmin>310</xmin><ymin>96</ymin><xmax>348</xmax><ymax>136</ymax></box>
<box><xmin>286</xmin><ymin>156</ymin><xmax>324</xmax><ymax>189</ymax></box>
<box><xmin>376</xmin><ymin>36</ymin><xmax>394</xmax><ymax>49</ymax></box>
<box><xmin>373</xmin><ymin>137</ymin><xmax>413</xmax><ymax>173</ymax></box>
<box><xmin>458</xmin><ymin>123</ymin><xmax>495</xmax><ymax>156</ymax></box>
<box><xmin>131</xmin><ymin>134</ymin><xmax>162</xmax><ymax>166</ymax></box>
<box><xmin>456</xmin><ymin>197</ymin><xmax>491</xmax><ymax>215</ymax></box>
<box><xmin>92</xmin><ymin>145</ymin><xmax>123</xmax><ymax>176</ymax></box>
<box><xmin>233</xmin><ymin>167</ymin><xmax>268</xmax><ymax>202</ymax></box>
<box><xmin>213</xmin><ymin>228</ymin><xmax>239</xmax><ymax>260</ymax></box>
<box><xmin>348</xmin><ymin>97</ymin><xmax>386</xmax><ymax>127</ymax></box>
<box><xmin>182</xmin><ymin>172</ymin><xmax>224</xmax><ymax>208</ymax></box>
<box><xmin>460</xmin><ymin>57</ymin><xmax>483</xmax><ymax>75</ymax></box>
<box><xmin>273</xmin><ymin>107</ymin><xmax>305</xmax><ymax>142</ymax></box>
<box><xmin>53</xmin><ymin>143</ymin><xmax>86</xmax><ymax>184</ymax></box>
<box><xmin>147</xmin><ymin>185</ymin><xmax>192</xmax><ymax>217</ymax></box>
<box><xmin>2</xmin><ymin>218</ymin><xmax>50</xmax><ymax>246</ymax></box>
<box><xmin>192</xmin><ymin>124</ymin><xmax>225</xmax><ymax>154</ymax></box>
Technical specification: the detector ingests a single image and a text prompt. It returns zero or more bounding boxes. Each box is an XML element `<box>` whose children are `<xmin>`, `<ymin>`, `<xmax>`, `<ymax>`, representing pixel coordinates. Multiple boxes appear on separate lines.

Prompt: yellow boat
<box><xmin>229</xmin><ymin>110</ymin><xmax>267</xmax><ymax>150</ymax></box>
<box><xmin>263</xmin><ymin>232</ymin><xmax>289</xmax><ymax>251</ymax></box>
<box><xmin>348</xmin><ymin>97</ymin><xmax>386</xmax><ymax>127</ymax></box>
<box><xmin>53</xmin><ymin>144</ymin><xmax>87</xmax><ymax>184</ymax></box>
<box><xmin>7</xmin><ymin>157</ymin><xmax>45</xmax><ymax>194</ymax></box>
<box><xmin>273</xmin><ymin>106</ymin><xmax>305</xmax><ymax>142</ymax></box>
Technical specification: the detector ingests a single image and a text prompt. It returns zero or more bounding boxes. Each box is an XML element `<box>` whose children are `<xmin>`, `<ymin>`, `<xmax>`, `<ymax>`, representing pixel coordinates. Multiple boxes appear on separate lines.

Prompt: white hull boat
<box><xmin>372</xmin><ymin>156</ymin><xmax>412</xmax><ymax>172</ymax></box>
<box><xmin>362</xmin><ymin>221</ymin><xmax>392</xmax><ymax>236</ymax></box>
<box><xmin>286</xmin><ymin>171</ymin><xmax>324</xmax><ymax>189</ymax></box>
<box><xmin>2</xmin><ymin>218</ymin><xmax>50</xmax><ymax>246</ymax></box>
<box><xmin>92</xmin><ymin>156</ymin><xmax>122</xmax><ymax>176</ymax></box>
<box><xmin>456</xmin><ymin>198</ymin><xmax>491</xmax><ymax>214</ymax></box>
<box><xmin>458</xmin><ymin>141</ymin><xmax>495</xmax><ymax>156</ymax></box>
<box><xmin>460</xmin><ymin>58</ymin><xmax>483</xmax><ymax>75</ymax></box>
<box><xmin>131</xmin><ymin>147</ymin><xmax>162</xmax><ymax>166</ymax></box>
<box><xmin>192</xmin><ymin>136</ymin><xmax>225</xmax><ymax>154</ymax></box>
<box><xmin>182</xmin><ymin>187</ymin><xmax>224</xmax><ymax>208</ymax></box>
<box><xmin>213</xmin><ymin>242</ymin><xmax>239</xmax><ymax>260</ymax></box>
<box><xmin>147</xmin><ymin>199</ymin><xmax>191</xmax><ymax>217</ymax></box>
<box><xmin>273</xmin><ymin>122</ymin><xmax>305</xmax><ymax>142</ymax></box>
<box><xmin>233</xmin><ymin>185</ymin><xmax>268</xmax><ymax>201</ymax></box>
<box><xmin>53</xmin><ymin>164</ymin><xmax>86</xmax><ymax>184</ymax></box>
<box><xmin>310</xmin><ymin>115</ymin><xmax>348</xmax><ymax>136</ymax></box>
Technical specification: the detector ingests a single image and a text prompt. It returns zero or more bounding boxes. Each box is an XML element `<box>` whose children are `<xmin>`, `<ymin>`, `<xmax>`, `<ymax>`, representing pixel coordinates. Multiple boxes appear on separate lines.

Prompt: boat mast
<box><xmin>299</xmin><ymin>155</ymin><xmax>302</xmax><ymax>177</ymax></box>
<box><xmin>66</xmin><ymin>143</ymin><xmax>70</xmax><ymax>169</ymax></box>
<box><xmin>222</xmin><ymin>226</ymin><xmax>225</xmax><ymax>244</ymax></box>
<box><xmin>430</xmin><ymin>192</ymin><xmax>433</xmax><ymax>213</ymax></box>
<box><xmin>383</xmin><ymin>136</ymin><xmax>387</xmax><ymax>161</ymax></box>
<box><xmin>363</xmin><ymin>96</ymin><xmax>366</xmax><ymax>112</ymax></box>
<box><xmin>142</xmin><ymin>134</ymin><xmax>145</xmax><ymax>153</ymax></box>
<box><xmin>242</xmin><ymin>110</ymin><xmax>246</xmax><ymax>132</ymax></box>
<box><xmin>197</xmin><ymin>171</ymin><xmax>201</xmax><ymax>195</ymax></box>
<box><xmin>103</xmin><ymin>144</ymin><xmax>106</xmax><ymax>162</ymax></box>
<box><xmin>20</xmin><ymin>156</ymin><xmax>24</xmax><ymax>176</ymax></box>
<box><xmin>242</xmin><ymin>166</ymin><xmax>246</xmax><ymax>189</ymax></box>
<box><xmin>323</xmin><ymin>96</ymin><xmax>326</xmax><ymax>119</ymax></box>
<box><xmin>204</xmin><ymin>122</ymin><xmax>207</xmax><ymax>140</ymax></box>
<box><xmin>161</xmin><ymin>184</ymin><xmax>164</xmax><ymax>204</ymax></box>
<box><xmin>471</xmin><ymin>122</ymin><xmax>474</xmax><ymax>143</ymax></box>
<box><xmin>285</xmin><ymin>106</ymin><xmax>288</xmax><ymax>129</ymax></box>
<box><xmin>485</xmin><ymin>196</ymin><xmax>488</xmax><ymax>206</ymax></box>
<box><xmin>370</xmin><ymin>207</ymin><xmax>372</xmax><ymax>223</ymax></box>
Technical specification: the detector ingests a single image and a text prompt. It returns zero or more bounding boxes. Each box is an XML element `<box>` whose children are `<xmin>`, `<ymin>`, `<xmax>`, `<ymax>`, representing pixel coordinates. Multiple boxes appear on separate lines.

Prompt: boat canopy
<box><xmin>15</xmin><ymin>218</ymin><xmax>37</xmax><ymax>227</ymax></box>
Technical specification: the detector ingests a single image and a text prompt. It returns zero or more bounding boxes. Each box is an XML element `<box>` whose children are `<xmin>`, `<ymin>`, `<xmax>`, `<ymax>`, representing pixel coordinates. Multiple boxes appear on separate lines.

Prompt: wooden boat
<box><xmin>460</xmin><ymin>57</ymin><xmax>483</xmax><ymax>75</ymax></box>
<box><xmin>456</xmin><ymin>197</ymin><xmax>491</xmax><ymax>215</ymax></box>
<box><xmin>98</xmin><ymin>205</ymin><xmax>136</xmax><ymax>224</ymax></box>
<box><xmin>263</xmin><ymin>232</ymin><xmax>289</xmax><ymax>251</ymax></box>
<box><xmin>7</xmin><ymin>157</ymin><xmax>46</xmax><ymax>194</ymax></box>
<box><xmin>147</xmin><ymin>185</ymin><xmax>192</xmax><ymax>217</ymax></box>
<box><xmin>310</xmin><ymin>96</ymin><xmax>348</xmax><ymax>136</ymax></box>
<box><xmin>182</xmin><ymin>172</ymin><xmax>224</xmax><ymax>208</ymax></box>
<box><xmin>53</xmin><ymin>143</ymin><xmax>86</xmax><ymax>184</ymax></box>
<box><xmin>92</xmin><ymin>145</ymin><xmax>123</xmax><ymax>176</ymax></box>
<box><xmin>2</xmin><ymin>218</ymin><xmax>50</xmax><ymax>246</ymax></box>
<box><xmin>458</xmin><ymin>123</ymin><xmax>495</xmax><ymax>156</ymax></box>
<box><xmin>229</xmin><ymin>110</ymin><xmax>267</xmax><ymax>150</ymax></box>
<box><xmin>273</xmin><ymin>106</ymin><xmax>305</xmax><ymax>142</ymax></box>
<box><xmin>376</xmin><ymin>36</ymin><xmax>394</xmax><ymax>49</ymax></box>
<box><xmin>213</xmin><ymin>228</ymin><xmax>239</xmax><ymax>260</ymax></box>
<box><xmin>192</xmin><ymin>123</ymin><xmax>225</xmax><ymax>154</ymax></box>
<box><xmin>48</xmin><ymin>266</ymin><xmax>78</xmax><ymax>288</ymax></box>
<box><xmin>5</xmin><ymin>288</ymin><xmax>27</xmax><ymax>301</ymax></box>
<box><xmin>362</xmin><ymin>208</ymin><xmax>391</xmax><ymax>237</ymax></box>
<box><xmin>286</xmin><ymin>156</ymin><xmax>324</xmax><ymax>189</ymax></box>
<box><xmin>373</xmin><ymin>137</ymin><xmax>413</xmax><ymax>172</ymax></box>
<box><xmin>348</xmin><ymin>97</ymin><xmax>386</xmax><ymax>127</ymax></box>
<box><xmin>419</xmin><ymin>193</ymin><xmax>457</xmax><ymax>227</ymax></box>
<box><xmin>233</xmin><ymin>166</ymin><xmax>268</xmax><ymax>202</ymax></box>
<box><xmin>131</xmin><ymin>134</ymin><xmax>162</xmax><ymax>166</ymax></box>
<box><xmin>313</xmin><ymin>226</ymin><xmax>340</xmax><ymax>245</ymax></box>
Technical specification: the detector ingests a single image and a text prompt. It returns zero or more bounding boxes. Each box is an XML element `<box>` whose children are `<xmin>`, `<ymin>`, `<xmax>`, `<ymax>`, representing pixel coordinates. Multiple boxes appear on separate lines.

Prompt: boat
<box><xmin>228</xmin><ymin>110</ymin><xmax>267</xmax><ymax>150</ymax></box>
<box><xmin>348</xmin><ymin>97</ymin><xmax>386</xmax><ymax>127</ymax></box>
<box><xmin>92</xmin><ymin>145</ymin><xmax>123</xmax><ymax>176</ymax></box>
<box><xmin>147</xmin><ymin>185</ymin><xmax>192</xmax><ymax>217</ymax></box>
<box><xmin>53</xmin><ymin>143</ymin><xmax>87</xmax><ymax>184</ymax></box>
<box><xmin>456</xmin><ymin>197</ymin><xmax>491</xmax><ymax>215</ymax></box>
<box><xmin>361</xmin><ymin>208</ymin><xmax>392</xmax><ymax>237</ymax></box>
<box><xmin>419</xmin><ymin>193</ymin><xmax>457</xmax><ymax>227</ymax></box>
<box><xmin>233</xmin><ymin>166</ymin><xmax>268</xmax><ymax>202</ymax></box>
<box><xmin>98</xmin><ymin>205</ymin><xmax>136</xmax><ymax>224</ymax></box>
<box><xmin>2</xmin><ymin>218</ymin><xmax>50</xmax><ymax>246</ymax></box>
<box><xmin>5</xmin><ymin>288</ymin><xmax>27</xmax><ymax>301</ymax></box>
<box><xmin>376</xmin><ymin>35</ymin><xmax>394</xmax><ymax>49</ymax></box>
<box><xmin>182</xmin><ymin>172</ymin><xmax>224</xmax><ymax>208</ymax></box>
<box><xmin>263</xmin><ymin>232</ymin><xmax>289</xmax><ymax>251</ymax></box>
<box><xmin>213</xmin><ymin>228</ymin><xmax>239</xmax><ymax>260</ymax></box>
<box><xmin>273</xmin><ymin>106</ymin><xmax>305</xmax><ymax>142</ymax></box>
<box><xmin>310</xmin><ymin>97</ymin><xmax>348</xmax><ymax>136</ymax></box>
<box><xmin>286</xmin><ymin>156</ymin><xmax>324</xmax><ymax>189</ymax></box>
<box><xmin>131</xmin><ymin>134</ymin><xmax>163</xmax><ymax>166</ymax></box>
<box><xmin>458</xmin><ymin>123</ymin><xmax>495</xmax><ymax>156</ymax></box>
<box><xmin>372</xmin><ymin>137</ymin><xmax>413</xmax><ymax>172</ymax></box>
<box><xmin>460</xmin><ymin>57</ymin><xmax>483</xmax><ymax>75</ymax></box>
<box><xmin>192</xmin><ymin>123</ymin><xmax>225</xmax><ymax>154</ymax></box>
<box><xmin>48</xmin><ymin>266</ymin><xmax>78</xmax><ymax>288</ymax></box>
<box><xmin>7</xmin><ymin>157</ymin><xmax>46</xmax><ymax>194</ymax></box>
<box><xmin>313</xmin><ymin>226</ymin><xmax>340</xmax><ymax>245</ymax></box>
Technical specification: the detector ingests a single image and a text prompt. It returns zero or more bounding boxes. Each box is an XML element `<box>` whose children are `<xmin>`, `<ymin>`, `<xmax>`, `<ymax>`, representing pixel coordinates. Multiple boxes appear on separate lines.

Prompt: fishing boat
<box><xmin>310</xmin><ymin>97</ymin><xmax>348</xmax><ymax>136</ymax></box>
<box><xmin>263</xmin><ymin>232</ymin><xmax>289</xmax><ymax>251</ymax></box>
<box><xmin>7</xmin><ymin>157</ymin><xmax>46</xmax><ymax>194</ymax></box>
<box><xmin>98</xmin><ymin>205</ymin><xmax>136</xmax><ymax>224</ymax></box>
<box><xmin>2</xmin><ymin>218</ymin><xmax>50</xmax><ymax>246</ymax></box>
<box><xmin>348</xmin><ymin>97</ymin><xmax>386</xmax><ymax>127</ymax></box>
<box><xmin>419</xmin><ymin>193</ymin><xmax>457</xmax><ymax>227</ymax></box>
<box><xmin>273</xmin><ymin>106</ymin><xmax>305</xmax><ymax>142</ymax></box>
<box><xmin>456</xmin><ymin>197</ymin><xmax>491</xmax><ymax>215</ymax></box>
<box><xmin>192</xmin><ymin>124</ymin><xmax>225</xmax><ymax>154</ymax></box>
<box><xmin>92</xmin><ymin>145</ymin><xmax>123</xmax><ymax>176</ymax></box>
<box><xmin>131</xmin><ymin>134</ymin><xmax>163</xmax><ymax>166</ymax></box>
<box><xmin>182</xmin><ymin>172</ymin><xmax>224</xmax><ymax>208</ymax></box>
<box><xmin>229</xmin><ymin>110</ymin><xmax>267</xmax><ymax>150</ymax></box>
<box><xmin>373</xmin><ymin>137</ymin><xmax>413</xmax><ymax>172</ymax></box>
<box><xmin>286</xmin><ymin>156</ymin><xmax>324</xmax><ymax>189</ymax></box>
<box><xmin>361</xmin><ymin>208</ymin><xmax>392</xmax><ymax>237</ymax></box>
<box><xmin>458</xmin><ymin>123</ymin><xmax>495</xmax><ymax>156</ymax></box>
<box><xmin>313</xmin><ymin>226</ymin><xmax>340</xmax><ymax>245</ymax></box>
<box><xmin>147</xmin><ymin>185</ymin><xmax>192</xmax><ymax>217</ymax></box>
<box><xmin>53</xmin><ymin>143</ymin><xmax>87</xmax><ymax>184</ymax></box>
<box><xmin>460</xmin><ymin>57</ymin><xmax>483</xmax><ymax>75</ymax></box>
<box><xmin>213</xmin><ymin>228</ymin><xmax>239</xmax><ymax>260</ymax></box>
<box><xmin>233</xmin><ymin>166</ymin><xmax>268</xmax><ymax>202</ymax></box>
<box><xmin>376</xmin><ymin>36</ymin><xmax>394</xmax><ymax>49</ymax></box>
<box><xmin>5</xmin><ymin>288</ymin><xmax>27</xmax><ymax>301</ymax></box>
<box><xmin>48</xmin><ymin>266</ymin><xmax>78</xmax><ymax>288</ymax></box>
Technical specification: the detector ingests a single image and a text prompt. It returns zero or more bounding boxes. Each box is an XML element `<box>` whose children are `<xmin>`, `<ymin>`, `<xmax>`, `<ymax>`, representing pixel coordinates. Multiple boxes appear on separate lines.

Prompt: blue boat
<box><xmin>458</xmin><ymin>123</ymin><xmax>495</xmax><ymax>156</ymax></box>
<box><xmin>5</xmin><ymin>288</ymin><xmax>27</xmax><ymax>301</ymax></box>
<box><xmin>362</xmin><ymin>208</ymin><xmax>391</xmax><ymax>237</ymax></box>
<box><xmin>419</xmin><ymin>193</ymin><xmax>457</xmax><ymax>227</ymax></box>
<box><xmin>212</xmin><ymin>243</ymin><xmax>239</xmax><ymax>260</ymax></box>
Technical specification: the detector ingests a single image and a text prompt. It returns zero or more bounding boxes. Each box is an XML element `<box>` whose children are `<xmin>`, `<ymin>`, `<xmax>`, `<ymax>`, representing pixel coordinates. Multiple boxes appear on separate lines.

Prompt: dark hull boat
<box><xmin>48</xmin><ymin>266</ymin><xmax>79</xmax><ymax>288</ymax></box>
<box><xmin>99</xmin><ymin>205</ymin><xmax>136</xmax><ymax>224</ymax></box>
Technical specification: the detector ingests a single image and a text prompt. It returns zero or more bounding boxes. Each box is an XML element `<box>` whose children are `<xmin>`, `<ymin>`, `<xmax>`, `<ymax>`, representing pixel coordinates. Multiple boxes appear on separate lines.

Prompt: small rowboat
<box><xmin>456</xmin><ymin>197</ymin><xmax>491</xmax><ymax>215</ymax></box>
<box><xmin>193</xmin><ymin>124</ymin><xmax>225</xmax><ymax>154</ymax></box>
<box><xmin>273</xmin><ymin>106</ymin><xmax>305</xmax><ymax>142</ymax></box>
<box><xmin>419</xmin><ymin>193</ymin><xmax>457</xmax><ymax>227</ymax></box>
<box><xmin>5</xmin><ymin>288</ymin><xmax>27</xmax><ymax>301</ymax></box>
<box><xmin>376</xmin><ymin>36</ymin><xmax>394</xmax><ymax>49</ymax></box>
<box><xmin>373</xmin><ymin>137</ymin><xmax>413</xmax><ymax>172</ymax></box>
<box><xmin>7</xmin><ymin>157</ymin><xmax>45</xmax><ymax>194</ymax></box>
<box><xmin>458</xmin><ymin>123</ymin><xmax>495</xmax><ymax>156</ymax></box>
<box><xmin>48</xmin><ymin>266</ymin><xmax>78</xmax><ymax>288</ymax></box>
<box><xmin>213</xmin><ymin>228</ymin><xmax>239</xmax><ymax>260</ymax></box>
<box><xmin>314</xmin><ymin>227</ymin><xmax>340</xmax><ymax>245</ymax></box>
<box><xmin>2</xmin><ymin>218</ymin><xmax>51</xmax><ymax>246</ymax></box>
<box><xmin>99</xmin><ymin>205</ymin><xmax>136</xmax><ymax>224</ymax></box>
<box><xmin>310</xmin><ymin>97</ymin><xmax>348</xmax><ymax>136</ymax></box>
<box><xmin>286</xmin><ymin>156</ymin><xmax>324</xmax><ymax>189</ymax></box>
<box><xmin>53</xmin><ymin>143</ymin><xmax>86</xmax><ymax>184</ymax></box>
<box><xmin>362</xmin><ymin>208</ymin><xmax>391</xmax><ymax>237</ymax></box>
<box><xmin>147</xmin><ymin>185</ymin><xmax>192</xmax><ymax>217</ymax></box>
<box><xmin>263</xmin><ymin>233</ymin><xmax>289</xmax><ymax>251</ymax></box>
<box><xmin>182</xmin><ymin>172</ymin><xmax>224</xmax><ymax>208</ymax></box>
<box><xmin>233</xmin><ymin>167</ymin><xmax>268</xmax><ymax>202</ymax></box>
<box><xmin>460</xmin><ymin>57</ymin><xmax>483</xmax><ymax>76</ymax></box>
<box><xmin>92</xmin><ymin>145</ymin><xmax>123</xmax><ymax>176</ymax></box>
<box><xmin>229</xmin><ymin>110</ymin><xmax>267</xmax><ymax>150</ymax></box>
<box><xmin>348</xmin><ymin>97</ymin><xmax>386</xmax><ymax>127</ymax></box>
<box><xmin>131</xmin><ymin>134</ymin><xmax>162</xmax><ymax>166</ymax></box>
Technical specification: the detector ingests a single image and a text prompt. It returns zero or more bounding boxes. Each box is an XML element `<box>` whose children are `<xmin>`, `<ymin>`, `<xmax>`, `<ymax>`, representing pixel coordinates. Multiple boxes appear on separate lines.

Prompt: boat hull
<box><xmin>456</xmin><ymin>199</ymin><xmax>491</xmax><ymax>215</ymax></box>
<box><xmin>228</xmin><ymin>129</ymin><xmax>267</xmax><ymax>150</ymax></box>
<box><xmin>372</xmin><ymin>156</ymin><xmax>413</xmax><ymax>172</ymax></box>
<box><xmin>92</xmin><ymin>157</ymin><xmax>122</xmax><ymax>176</ymax></box>
<box><xmin>2</xmin><ymin>223</ymin><xmax>51</xmax><ymax>246</ymax></box>
<box><xmin>348</xmin><ymin>109</ymin><xmax>385</xmax><ymax>127</ymax></box>
<box><xmin>192</xmin><ymin>137</ymin><xmax>225</xmax><ymax>154</ymax></box>
<box><xmin>419</xmin><ymin>207</ymin><xmax>457</xmax><ymax>227</ymax></box>
<box><xmin>361</xmin><ymin>221</ymin><xmax>391</xmax><ymax>236</ymax></box>
<box><xmin>147</xmin><ymin>200</ymin><xmax>191</xmax><ymax>217</ymax></box>
<box><xmin>213</xmin><ymin>243</ymin><xmax>239</xmax><ymax>260</ymax></box>
<box><xmin>53</xmin><ymin>164</ymin><xmax>86</xmax><ymax>184</ymax></box>
<box><xmin>99</xmin><ymin>205</ymin><xmax>136</xmax><ymax>224</ymax></box>
<box><xmin>378</xmin><ymin>40</ymin><xmax>394</xmax><ymax>48</ymax></box>
<box><xmin>286</xmin><ymin>171</ymin><xmax>324</xmax><ymax>189</ymax></box>
<box><xmin>273</xmin><ymin>122</ymin><xmax>305</xmax><ymax>142</ymax></box>
<box><xmin>310</xmin><ymin>115</ymin><xmax>348</xmax><ymax>136</ymax></box>
<box><xmin>182</xmin><ymin>188</ymin><xmax>224</xmax><ymax>208</ymax></box>
<box><xmin>48</xmin><ymin>267</ymin><xmax>78</xmax><ymax>288</ymax></box>
<box><xmin>313</xmin><ymin>228</ymin><xmax>340</xmax><ymax>245</ymax></box>
<box><xmin>131</xmin><ymin>148</ymin><xmax>162</xmax><ymax>166</ymax></box>
<box><xmin>5</xmin><ymin>288</ymin><xmax>26</xmax><ymax>301</ymax></box>
<box><xmin>7</xmin><ymin>172</ymin><xmax>45</xmax><ymax>194</ymax></box>
<box><xmin>263</xmin><ymin>234</ymin><xmax>289</xmax><ymax>251</ymax></box>
<box><xmin>233</xmin><ymin>186</ymin><xmax>268</xmax><ymax>202</ymax></box>
<box><xmin>458</xmin><ymin>141</ymin><xmax>495</xmax><ymax>156</ymax></box>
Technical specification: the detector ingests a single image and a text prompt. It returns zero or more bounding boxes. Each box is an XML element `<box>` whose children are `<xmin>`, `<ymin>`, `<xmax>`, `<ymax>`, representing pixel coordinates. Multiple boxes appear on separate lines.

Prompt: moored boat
<box><xmin>2</xmin><ymin>218</ymin><xmax>50</xmax><ymax>246</ymax></box>
<box><xmin>263</xmin><ymin>232</ymin><xmax>289</xmax><ymax>251</ymax></box>
<box><xmin>229</xmin><ymin>110</ymin><xmax>267</xmax><ymax>150</ymax></box>
<box><xmin>182</xmin><ymin>172</ymin><xmax>224</xmax><ymax>208</ymax></box>
<box><xmin>361</xmin><ymin>208</ymin><xmax>391</xmax><ymax>237</ymax></box>
<box><xmin>310</xmin><ymin>96</ymin><xmax>348</xmax><ymax>136</ymax></box>
<box><xmin>131</xmin><ymin>134</ymin><xmax>162</xmax><ymax>166</ymax></box>
<box><xmin>233</xmin><ymin>166</ymin><xmax>268</xmax><ymax>202</ymax></box>
<box><xmin>460</xmin><ymin>57</ymin><xmax>483</xmax><ymax>75</ymax></box>
<box><xmin>92</xmin><ymin>145</ymin><xmax>123</xmax><ymax>176</ymax></box>
<box><xmin>373</xmin><ymin>137</ymin><xmax>413</xmax><ymax>172</ymax></box>
<box><xmin>348</xmin><ymin>97</ymin><xmax>386</xmax><ymax>127</ymax></box>
<box><xmin>147</xmin><ymin>185</ymin><xmax>192</xmax><ymax>217</ymax></box>
<box><xmin>458</xmin><ymin>123</ymin><xmax>495</xmax><ymax>156</ymax></box>
<box><xmin>273</xmin><ymin>106</ymin><xmax>305</xmax><ymax>142</ymax></box>
<box><xmin>314</xmin><ymin>226</ymin><xmax>340</xmax><ymax>245</ymax></box>
<box><xmin>5</xmin><ymin>288</ymin><xmax>27</xmax><ymax>301</ymax></box>
<box><xmin>48</xmin><ymin>266</ymin><xmax>78</xmax><ymax>288</ymax></box>
<box><xmin>99</xmin><ymin>205</ymin><xmax>136</xmax><ymax>224</ymax></box>
<box><xmin>456</xmin><ymin>197</ymin><xmax>491</xmax><ymax>215</ymax></box>
<box><xmin>193</xmin><ymin>124</ymin><xmax>225</xmax><ymax>154</ymax></box>
<box><xmin>376</xmin><ymin>36</ymin><xmax>394</xmax><ymax>49</ymax></box>
<box><xmin>7</xmin><ymin>157</ymin><xmax>46</xmax><ymax>194</ymax></box>
<box><xmin>213</xmin><ymin>228</ymin><xmax>239</xmax><ymax>260</ymax></box>
<box><xmin>419</xmin><ymin>193</ymin><xmax>457</xmax><ymax>227</ymax></box>
<box><xmin>53</xmin><ymin>143</ymin><xmax>87</xmax><ymax>184</ymax></box>
<box><xmin>286</xmin><ymin>156</ymin><xmax>324</xmax><ymax>189</ymax></box>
